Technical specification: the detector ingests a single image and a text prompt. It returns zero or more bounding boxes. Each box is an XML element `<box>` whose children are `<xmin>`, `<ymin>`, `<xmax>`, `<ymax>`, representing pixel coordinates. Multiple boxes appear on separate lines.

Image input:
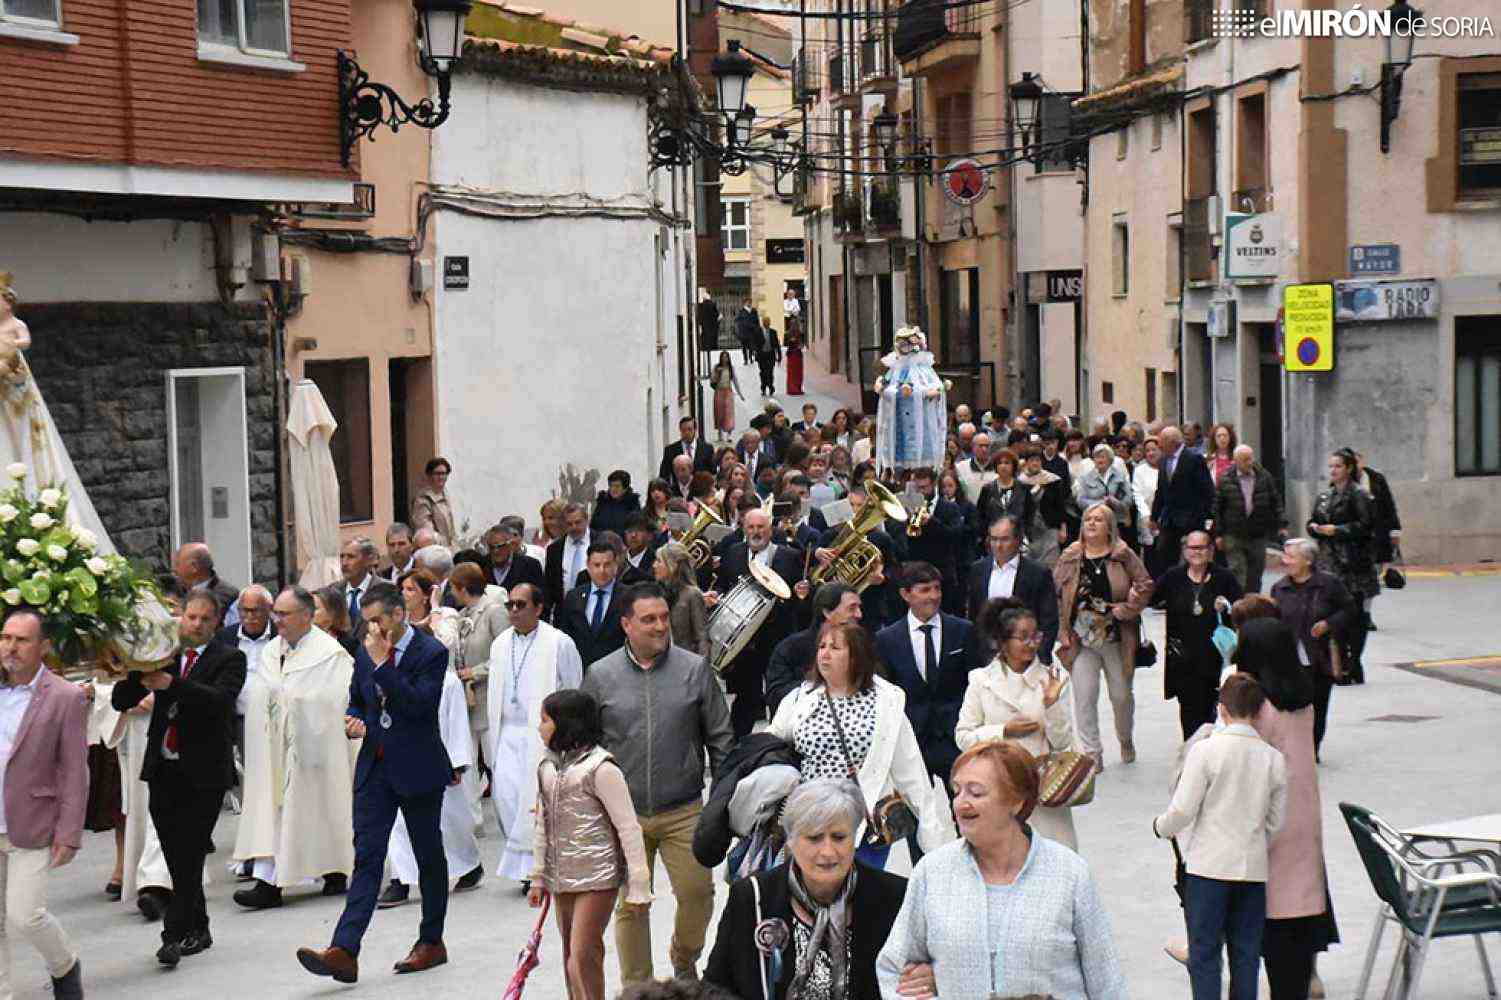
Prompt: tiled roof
<box><xmin>1072</xmin><ymin>62</ymin><xmax>1184</xmax><ymax>112</ymax></box>
<box><xmin>465</xmin><ymin>0</ymin><xmax>676</xmax><ymax>68</ymax></box>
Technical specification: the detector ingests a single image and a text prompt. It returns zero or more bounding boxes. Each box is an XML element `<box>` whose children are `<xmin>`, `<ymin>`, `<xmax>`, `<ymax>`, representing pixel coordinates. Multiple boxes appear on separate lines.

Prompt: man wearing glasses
<box><xmin>232</xmin><ymin>587</ymin><xmax>357</xmax><ymax>911</ymax></box>
<box><xmin>483</xmin><ymin>584</ymin><xmax>582</xmax><ymax>889</ymax></box>
<box><xmin>485</xmin><ymin>518</ymin><xmax>545</xmax><ymax>596</ymax></box>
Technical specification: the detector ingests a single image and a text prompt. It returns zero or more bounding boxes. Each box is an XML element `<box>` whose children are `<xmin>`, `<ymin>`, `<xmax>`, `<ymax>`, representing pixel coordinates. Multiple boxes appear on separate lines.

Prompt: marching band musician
<box><xmin>709</xmin><ymin>506</ymin><xmax>810</xmax><ymax>738</ymax></box>
<box><xmin>901</xmin><ymin>467</ymin><xmax>969</xmax><ymax>615</ymax></box>
<box><xmin>811</xmin><ymin>481</ymin><xmax>905</xmax><ymax>629</ymax></box>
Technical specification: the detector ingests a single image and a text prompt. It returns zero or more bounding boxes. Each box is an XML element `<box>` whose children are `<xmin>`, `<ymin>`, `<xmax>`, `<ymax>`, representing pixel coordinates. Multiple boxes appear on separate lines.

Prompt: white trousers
<box><xmin>1070</xmin><ymin>643</ymin><xmax>1135</xmax><ymax>757</ymax></box>
<box><xmin>0</xmin><ymin>835</ymin><xmax>77</xmax><ymax>1000</ymax></box>
<box><xmin>388</xmin><ymin>781</ymin><xmax>481</xmax><ymax>886</ymax></box>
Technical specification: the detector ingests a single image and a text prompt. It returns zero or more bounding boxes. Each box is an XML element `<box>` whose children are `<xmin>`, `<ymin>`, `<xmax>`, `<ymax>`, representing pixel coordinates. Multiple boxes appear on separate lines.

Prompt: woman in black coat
<box><xmin>590</xmin><ymin>469</ymin><xmax>642</xmax><ymax>538</ymax></box>
<box><xmin>1151</xmin><ymin>528</ymin><xmax>1243</xmax><ymax>739</ymax></box>
<box><xmin>1308</xmin><ymin>449</ymin><xmax>1377</xmax><ymax>684</ymax></box>
<box><xmin>705</xmin><ymin>780</ymin><xmax>908</xmax><ymax>1000</ymax></box>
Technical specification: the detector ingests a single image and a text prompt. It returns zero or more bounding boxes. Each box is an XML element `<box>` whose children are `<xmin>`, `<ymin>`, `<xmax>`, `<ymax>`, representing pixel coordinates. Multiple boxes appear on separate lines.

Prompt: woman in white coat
<box><xmin>956</xmin><ymin>597</ymin><xmax>1079</xmax><ymax>850</ymax></box>
<box><xmin>768</xmin><ymin>621</ymin><xmax>954</xmax><ymax>869</ymax></box>
<box><xmin>485</xmin><ymin>582</ymin><xmax>583</xmax><ymax>885</ymax></box>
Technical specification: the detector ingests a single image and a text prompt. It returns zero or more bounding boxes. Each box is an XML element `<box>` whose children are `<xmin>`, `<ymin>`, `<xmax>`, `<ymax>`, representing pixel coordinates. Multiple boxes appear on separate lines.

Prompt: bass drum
<box><xmin>707</xmin><ymin>560</ymin><xmax>791</xmax><ymax>674</ymax></box>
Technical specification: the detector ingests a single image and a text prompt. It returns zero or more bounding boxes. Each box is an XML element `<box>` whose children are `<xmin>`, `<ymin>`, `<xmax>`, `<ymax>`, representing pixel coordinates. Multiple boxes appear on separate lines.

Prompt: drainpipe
<box><xmin>913</xmin><ymin>75</ymin><xmax>928</xmax><ymax>327</ymax></box>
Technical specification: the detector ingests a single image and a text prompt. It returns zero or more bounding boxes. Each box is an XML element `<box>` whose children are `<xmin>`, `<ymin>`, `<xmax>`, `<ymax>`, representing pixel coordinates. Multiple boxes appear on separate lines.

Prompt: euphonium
<box><xmin>906</xmin><ymin>496</ymin><xmax>934</xmax><ymax>537</ymax></box>
<box><xmin>811</xmin><ymin>480</ymin><xmax>909</xmax><ymax>592</ymax></box>
<box><xmin>680</xmin><ymin>504</ymin><xmax>726</xmax><ymax>569</ymax></box>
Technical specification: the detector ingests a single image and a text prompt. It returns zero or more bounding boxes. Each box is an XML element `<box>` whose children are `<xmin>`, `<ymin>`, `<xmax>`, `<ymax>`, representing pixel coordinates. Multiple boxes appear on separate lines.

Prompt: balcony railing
<box><xmin>828</xmin><ymin>52</ymin><xmax>847</xmax><ymax>97</ymax></box>
<box><xmin>894</xmin><ymin>0</ymin><xmax>982</xmax><ymax>61</ymax></box>
<box><xmin>834</xmin><ymin>189</ymin><xmax>864</xmax><ymax>236</ymax></box>
<box><xmin>793</xmin><ymin>50</ymin><xmax>820</xmax><ymax>106</ymax></box>
<box><xmin>859</xmin><ymin>32</ymin><xmax>894</xmax><ymax>84</ymax></box>
<box><xmin>868</xmin><ymin>182</ymin><xmax>900</xmax><ymax>230</ymax></box>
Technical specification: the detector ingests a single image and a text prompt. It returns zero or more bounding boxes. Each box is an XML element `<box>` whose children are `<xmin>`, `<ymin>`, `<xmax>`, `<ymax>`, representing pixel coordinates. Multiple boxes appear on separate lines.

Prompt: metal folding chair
<box><xmin>1340</xmin><ymin>802</ymin><xmax>1501</xmax><ymax>1000</ymax></box>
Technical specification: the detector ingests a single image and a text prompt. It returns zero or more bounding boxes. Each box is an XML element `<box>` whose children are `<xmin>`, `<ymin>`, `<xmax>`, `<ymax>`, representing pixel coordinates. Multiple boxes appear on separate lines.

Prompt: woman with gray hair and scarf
<box><xmin>705</xmin><ymin>779</ymin><xmax>909</xmax><ymax>1000</ymax></box>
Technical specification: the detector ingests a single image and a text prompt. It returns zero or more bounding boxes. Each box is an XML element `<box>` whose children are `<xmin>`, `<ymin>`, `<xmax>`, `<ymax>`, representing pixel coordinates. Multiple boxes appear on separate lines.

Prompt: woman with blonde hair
<box><xmin>652</xmin><ymin>542</ymin><xmax>710</xmax><ymax>656</ymax></box>
<box><xmin>1054</xmin><ymin>502</ymin><xmax>1153</xmax><ymax>773</ymax></box>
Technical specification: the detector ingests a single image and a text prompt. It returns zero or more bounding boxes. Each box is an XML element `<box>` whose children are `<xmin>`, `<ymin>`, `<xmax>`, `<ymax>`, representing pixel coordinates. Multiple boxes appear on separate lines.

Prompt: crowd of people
<box><xmin>1</xmin><ymin>390</ymin><xmax>1407</xmax><ymax>1000</ymax></box>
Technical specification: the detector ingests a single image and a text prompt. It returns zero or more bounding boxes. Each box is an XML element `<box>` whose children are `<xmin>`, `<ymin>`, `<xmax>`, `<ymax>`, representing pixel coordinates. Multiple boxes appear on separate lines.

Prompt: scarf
<box><xmin>788</xmin><ymin>863</ymin><xmax>857</xmax><ymax>999</ymax></box>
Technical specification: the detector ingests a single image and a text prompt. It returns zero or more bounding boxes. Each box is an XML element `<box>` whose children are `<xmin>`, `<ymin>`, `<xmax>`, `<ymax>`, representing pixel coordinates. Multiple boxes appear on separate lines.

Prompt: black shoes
<box><xmin>156</xmin><ymin>940</ymin><xmax>181</xmax><ymax>968</ymax></box>
<box><xmin>322</xmin><ymin>873</ymin><xmax>348</xmax><ymax>896</ymax></box>
<box><xmin>180</xmin><ymin>932</ymin><xmax>214</xmax><ymax>957</ymax></box>
<box><xmin>233</xmin><ymin>879</ymin><xmax>284</xmax><ymax>910</ymax></box>
<box><xmin>378</xmin><ymin>880</ymin><xmax>410</xmax><ymax>908</ymax></box>
<box><xmin>104</xmin><ymin>881</ymin><xmax>122</xmax><ymax>901</ymax></box>
<box><xmin>137</xmin><ymin>887</ymin><xmax>170</xmax><ymax>921</ymax></box>
<box><xmin>158</xmin><ymin>932</ymin><xmax>212</xmax><ymax>968</ymax></box>
<box><xmin>51</xmin><ymin>958</ymin><xmax>83</xmax><ymax>999</ymax></box>
<box><xmin>453</xmin><ymin>866</ymin><xmax>483</xmax><ymax>892</ymax></box>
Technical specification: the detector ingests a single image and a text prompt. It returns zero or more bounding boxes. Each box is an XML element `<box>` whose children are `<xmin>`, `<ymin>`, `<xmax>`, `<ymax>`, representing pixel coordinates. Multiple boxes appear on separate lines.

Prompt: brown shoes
<box><xmin>393</xmin><ymin>940</ymin><xmax>448</xmax><ymax>975</ymax></box>
<box><xmin>296</xmin><ymin>945</ymin><xmax>358</xmax><ymax>983</ymax></box>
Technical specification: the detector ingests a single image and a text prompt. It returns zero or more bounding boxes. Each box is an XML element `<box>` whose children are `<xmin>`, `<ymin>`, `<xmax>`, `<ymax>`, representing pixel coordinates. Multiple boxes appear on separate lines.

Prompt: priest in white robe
<box><xmin>232</xmin><ymin>586</ymin><xmax>357</xmax><ymax>907</ymax></box>
<box><xmin>485</xmin><ymin>582</ymin><xmax>583</xmax><ymax>883</ymax></box>
<box><xmin>383</xmin><ymin>667</ymin><xmax>482</xmax><ymax>904</ymax></box>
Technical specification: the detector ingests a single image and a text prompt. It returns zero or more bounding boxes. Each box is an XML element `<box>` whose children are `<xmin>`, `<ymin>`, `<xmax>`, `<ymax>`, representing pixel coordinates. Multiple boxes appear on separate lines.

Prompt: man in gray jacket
<box><xmin>580</xmin><ymin>582</ymin><xmax>733</xmax><ymax>986</ymax></box>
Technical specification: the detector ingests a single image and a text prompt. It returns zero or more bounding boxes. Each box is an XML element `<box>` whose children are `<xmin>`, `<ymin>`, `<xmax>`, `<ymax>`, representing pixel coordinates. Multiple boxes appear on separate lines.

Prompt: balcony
<box><xmin>793</xmin><ymin>50</ymin><xmax>820</xmax><ymax>106</ymax></box>
<box><xmin>1184</xmin><ymin>196</ymin><xmax>1218</xmax><ymax>284</ymax></box>
<box><xmin>828</xmin><ymin>50</ymin><xmax>861</xmax><ymax>110</ymax></box>
<box><xmin>867</xmin><ymin>182</ymin><xmax>901</xmax><ymax>233</ymax></box>
<box><xmin>834</xmin><ymin>189</ymin><xmax>865</xmax><ymax>240</ymax></box>
<box><xmin>894</xmin><ymin>0</ymin><xmax>982</xmax><ymax>77</ymax></box>
<box><xmin>859</xmin><ymin>31</ymin><xmax>898</xmax><ymax>95</ymax></box>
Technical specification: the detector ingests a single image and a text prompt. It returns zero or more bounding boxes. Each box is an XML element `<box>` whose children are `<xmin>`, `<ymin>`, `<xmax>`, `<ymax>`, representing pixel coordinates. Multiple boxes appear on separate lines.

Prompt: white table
<box><xmin>1404</xmin><ymin>813</ymin><xmax>1501</xmax><ymax>845</ymax></box>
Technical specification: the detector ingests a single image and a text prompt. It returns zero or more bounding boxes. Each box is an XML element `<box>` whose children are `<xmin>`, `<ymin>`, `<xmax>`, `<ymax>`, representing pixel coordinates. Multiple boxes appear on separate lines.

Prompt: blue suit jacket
<box><xmin>874</xmin><ymin>613</ymin><xmax>975</xmax><ymax>781</ymax></box>
<box><xmin>347</xmin><ymin>627</ymin><xmax>453</xmax><ymax>798</ymax></box>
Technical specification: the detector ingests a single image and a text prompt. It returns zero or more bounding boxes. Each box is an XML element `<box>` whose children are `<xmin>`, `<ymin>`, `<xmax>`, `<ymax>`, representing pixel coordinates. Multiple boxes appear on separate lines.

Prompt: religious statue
<box><xmin>873</xmin><ymin>326</ymin><xmax>951</xmax><ymax>473</ymax></box>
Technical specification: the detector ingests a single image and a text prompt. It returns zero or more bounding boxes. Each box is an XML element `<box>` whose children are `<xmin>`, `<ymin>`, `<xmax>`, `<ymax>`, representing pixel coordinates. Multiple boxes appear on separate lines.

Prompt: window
<box><xmin>721</xmin><ymin>197</ymin><xmax>750</xmax><ymax>252</ymax></box>
<box><xmin>1185</xmin><ymin>0</ymin><xmax>1212</xmax><ymax>43</ymax></box>
<box><xmin>1128</xmin><ymin>0</ymin><xmax>1146</xmax><ymax>74</ymax></box>
<box><xmin>1458</xmin><ymin>73</ymin><xmax>1501</xmax><ymax>197</ymax></box>
<box><xmin>1456</xmin><ymin>316</ymin><xmax>1501</xmax><ymax>476</ymax></box>
<box><xmin>1235</xmin><ymin>89</ymin><xmax>1269</xmax><ymax>211</ymax></box>
<box><xmin>1102</xmin><ymin>381</ymin><xmax>1115</xmax><ymax>404</ymax></box>
<box><xmin>304</xmin><ymin>359</ymin><xmax>374</xmax><ymax>522</ymax></box>
<box><xmin>1187</xmin><ymin>103</ymin><xmax>1217</xmax><ymax>199</ymax></box>
<box><xmin>1166</xmin><ymin>220</ymin><xmax>1183</xmax><ymax>299</ymax></box>
<box><xmin>1145</xmin><ymin>368</ymin><xmax>1158</xmax><ymax>421</ymax></box>
<box><xmin>1185</xmin><ymin>100</ymin><xmax>1218</xmax><ymax>282</ymax></box>
<box><xmin>0</xmin><ymin>0</ymin><xmax>60</xmax><ymax>25</ymax></box>
<box><xmin>1112</xmin><ymin>217</ymin><xmax>1130</xmax><ymax>296</ymax></box>
<box><xmin>937</xmin><ymin>91</ymin><xmax>973</xmax><ymax>159</ymax></box>
<box><xmin>198</xmin><ymin>0</ymin><xmax>290</xmax><ymax>56</ymax></box>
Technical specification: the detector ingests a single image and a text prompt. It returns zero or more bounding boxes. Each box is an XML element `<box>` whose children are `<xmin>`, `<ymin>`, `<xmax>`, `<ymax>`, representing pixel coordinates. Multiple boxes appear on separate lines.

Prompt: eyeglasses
<box><xmin>488</xmin><ymin>542</ymin><xmax>513</xmax><ymax>551</ymax></box>
<box><xmin>504</xmin><ymin>601</ymin><xmax>533</xmax><ymax>610</ymax></box>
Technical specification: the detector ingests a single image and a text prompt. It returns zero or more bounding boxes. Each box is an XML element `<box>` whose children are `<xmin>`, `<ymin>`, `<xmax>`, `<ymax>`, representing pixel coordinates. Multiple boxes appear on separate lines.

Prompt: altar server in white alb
<box><xmin>232</xmin><ymin>586</ymin><xmax>357</xmax><ymax>908</ymax></box>
<box><xmin>380</xmin><ymin>664</ymin><xmax>483</xmax><ymax>907</ymax></box>
<box><xmin>485</xmin><ymin>582</ymin><xmax>583</xmax><ymax>885</ymax></box>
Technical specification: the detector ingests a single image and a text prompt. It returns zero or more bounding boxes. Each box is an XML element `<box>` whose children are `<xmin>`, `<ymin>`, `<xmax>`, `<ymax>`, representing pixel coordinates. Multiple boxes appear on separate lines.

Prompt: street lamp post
<box><xmin>338</xmin><ymin>0</ymin><xmax>474</xmax><ymax>166</ymax></box>
<box><xmin>1009</xmin><ymin>71</ymin><xmax>1044</xmax><ymax>163</ymax></box>
<box><xmin>1380</xmin><ymin>0</ymin><xmax>1420</xmax><ymax>154</ymax></box>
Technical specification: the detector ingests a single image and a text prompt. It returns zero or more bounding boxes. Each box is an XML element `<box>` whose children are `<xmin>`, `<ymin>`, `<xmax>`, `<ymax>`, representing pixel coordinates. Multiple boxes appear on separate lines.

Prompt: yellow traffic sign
<box><xmin>1283</xmin><ymin>282</ymin><xmax>1334</xmax><ymax>372</ymax></box>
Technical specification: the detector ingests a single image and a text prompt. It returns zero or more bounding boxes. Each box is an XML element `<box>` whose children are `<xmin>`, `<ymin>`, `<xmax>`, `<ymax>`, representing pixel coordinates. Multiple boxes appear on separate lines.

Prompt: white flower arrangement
<box><xmin>29</xmin><ymin>512</ymin><xmax>53</xmax><ymax>530</ymax></box>
<box><xmin>38</xmin><ymin>488</ymin><xmax>62</xmax><ymax>509</ymax></box>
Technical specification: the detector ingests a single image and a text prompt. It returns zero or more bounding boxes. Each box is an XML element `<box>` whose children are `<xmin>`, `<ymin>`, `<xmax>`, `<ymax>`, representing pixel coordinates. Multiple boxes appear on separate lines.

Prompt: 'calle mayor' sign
<box><xmin>1225</xmin><ymin>213</ymin><xmax>1283</xmax><ymax>280</ymax></box>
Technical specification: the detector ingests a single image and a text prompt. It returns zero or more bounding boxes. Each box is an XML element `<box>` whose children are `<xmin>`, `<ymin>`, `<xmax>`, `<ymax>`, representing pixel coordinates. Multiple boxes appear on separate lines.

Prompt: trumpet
<box><xmin>907</xmin><ymin>496</ymin><xmax>934</xmax><ymax>537</ymax></box>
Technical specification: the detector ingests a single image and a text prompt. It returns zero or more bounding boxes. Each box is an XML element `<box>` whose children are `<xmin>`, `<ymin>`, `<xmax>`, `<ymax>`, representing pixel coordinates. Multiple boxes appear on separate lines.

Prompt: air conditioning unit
<box><xmin>1207</xmin><ymin>194</ymin><xmax>1223</xmax><ymax>236</ymax></box>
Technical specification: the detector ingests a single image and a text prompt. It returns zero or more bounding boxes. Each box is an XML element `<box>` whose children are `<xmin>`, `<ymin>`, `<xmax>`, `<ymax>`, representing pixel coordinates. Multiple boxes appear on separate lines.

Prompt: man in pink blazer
<box><xmin>0</xmin><ymin>607</ymin><xmax>87</xmax><ymax>999</ymax></box>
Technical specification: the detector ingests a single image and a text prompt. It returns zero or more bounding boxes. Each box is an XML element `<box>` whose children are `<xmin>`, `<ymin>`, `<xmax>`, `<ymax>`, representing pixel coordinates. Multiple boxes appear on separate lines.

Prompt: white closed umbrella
<box><xmin>287</xmin><ymin>379</ymin><xmax>342</xmax><ymax>589</ymax></box>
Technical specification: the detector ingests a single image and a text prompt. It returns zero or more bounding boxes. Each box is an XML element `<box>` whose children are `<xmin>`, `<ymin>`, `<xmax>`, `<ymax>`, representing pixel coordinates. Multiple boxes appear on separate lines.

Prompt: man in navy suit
<box><xmin>874</xmin><ymin>561</ymin><xmax>975</xmax><ymax>862</ymax></box>
<box><xmin>1150</xmin><ymin>424</ymin><xmax>1216</xmax><ymax>571</ymax></box>
<box><xmin>555</xmin><ymin>541</ymin><xmax>628</xmax><ymax>670</ymax></box>
<box><xmin>296</xmin><ymin>583</ymin><xmax>454</xmax><ymax>985</ymax></box>
<box><xmin>966</xmin><ymin>515</ymin><xmax>1060</xmax><ymax>664</ymax></box>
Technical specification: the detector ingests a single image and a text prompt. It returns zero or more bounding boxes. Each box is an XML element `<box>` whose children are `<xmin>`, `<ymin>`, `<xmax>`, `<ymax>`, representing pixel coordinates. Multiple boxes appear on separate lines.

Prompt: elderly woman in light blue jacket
<box><xmin>877</xmin><ymin>740</ymin><xmax>1127</xmax><ymax>1000</ymax></box>
<box><xmin>1074</xmin><ymin>442</ymin><xmax>1134</xmax><ymax>535</ymax></box>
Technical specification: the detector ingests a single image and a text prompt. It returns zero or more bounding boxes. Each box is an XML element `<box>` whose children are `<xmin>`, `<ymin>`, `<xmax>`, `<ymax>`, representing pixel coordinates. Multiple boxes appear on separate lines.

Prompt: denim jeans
<box><xmin>1184</xmin><ymin>874</ymin><xmax>1266</xmax><ymax>1000</ymax></box>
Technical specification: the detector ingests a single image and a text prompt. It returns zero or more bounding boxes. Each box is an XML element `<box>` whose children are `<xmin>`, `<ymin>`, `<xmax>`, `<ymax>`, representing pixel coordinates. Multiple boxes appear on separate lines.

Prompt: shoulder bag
<box><xmin>1037</xmin><ymin>750</ymin><xmax>1096</xmax><ymax>808</ymax></box>
<box><xmin>1383</xmin><ymin>543</ymin><xmax>1407</xmax><ymax>590</ymax></box>
<box><xmin>821</xmin><ymin>688</ymin><xmax>917</xmax><ymax>846</ymax></box>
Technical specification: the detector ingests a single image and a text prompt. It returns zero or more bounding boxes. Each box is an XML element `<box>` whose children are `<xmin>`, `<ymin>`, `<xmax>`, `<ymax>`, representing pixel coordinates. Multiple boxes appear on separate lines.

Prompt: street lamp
<box><xmin>1009</xmin><ymin>72</ymin><xmax>1044</xmax><ymax>157</ymax></box>
<box><xmin>1380</xmin><ymin>0</ymin><xmax>1421</xmax><ymax>153</ymax></box>
<box><xmin>338</xmin><ymin>0</ymin><xmax>473</xmax><ymax>166</ymax></box>
<box><xmin>873</xmin><ymin>111</ymin><xmax>899</xmax><ymax>153</ymax></box>
<box><xmin>712</xmin><ymin>42</ymin><xmax>756</xmax><ymax>118</ymax></box>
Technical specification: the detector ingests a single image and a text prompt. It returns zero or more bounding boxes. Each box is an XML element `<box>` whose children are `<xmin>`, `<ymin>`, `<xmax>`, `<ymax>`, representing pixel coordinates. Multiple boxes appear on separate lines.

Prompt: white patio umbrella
<box><xmin>287</xmin><ymin>378</ymin><xmax>342</xmax><ymax>589</ymax></box>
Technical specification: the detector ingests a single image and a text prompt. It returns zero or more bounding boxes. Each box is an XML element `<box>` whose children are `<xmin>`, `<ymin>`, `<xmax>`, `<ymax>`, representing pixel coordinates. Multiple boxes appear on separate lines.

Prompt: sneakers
<box><xmin>156</xmin><ymin>940</ymin><xmax>182</xmax><ymax>968</ymax></box>
<box><xmin>179</xmin><ymin>932</ymin><xmax>213</xmax><ymax>957</ymax></box>
<box><xmin>378</xmin><ymin>880</ymin><xmax>410</xmax><ymax>908</ymax></box>
<box><xmin>453</xmin><ymin>866</ymin><xmax>483</xmax><ymax>892</ymax></box>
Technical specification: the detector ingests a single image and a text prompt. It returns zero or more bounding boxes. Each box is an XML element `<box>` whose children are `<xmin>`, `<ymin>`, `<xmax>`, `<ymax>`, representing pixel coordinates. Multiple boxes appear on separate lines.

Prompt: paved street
<box><xmin>24</xmin><ymin>571</ymin><xmax>1501</xmax><ymax>1000</ymax></box>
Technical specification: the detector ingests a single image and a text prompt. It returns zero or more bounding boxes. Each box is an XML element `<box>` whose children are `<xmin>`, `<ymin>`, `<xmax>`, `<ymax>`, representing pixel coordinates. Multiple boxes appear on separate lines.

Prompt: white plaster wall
<box><xmin>430</xmin><ymin>74</ymin><xmax>685</xmax><ymax>529</ymax></box>
<box><xmin>0</xmin><ymin>213</ymin><xmax>218</xmax><ymax>302</ymax></box>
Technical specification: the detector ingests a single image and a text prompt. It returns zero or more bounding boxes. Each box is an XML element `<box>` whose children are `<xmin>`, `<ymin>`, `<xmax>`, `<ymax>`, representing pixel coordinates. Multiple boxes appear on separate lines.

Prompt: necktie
<box><xmin>591</xmin><ymin>589</ymin><xmax>607</xmax><ymax>630</ymax></box>
<box><xmin>919</xmin><ymin>623</ymin><xmax>936</xmax><ymax>683</ymax></box>
<box><xmin>347</xmin><ymin>586</ymin><xmax>361</xmax><ymax>621</ymax></box>
<box><xmin>164</xmin><ymin>649</ymin><xmax>199</xmax><ymax>755</ymax></box>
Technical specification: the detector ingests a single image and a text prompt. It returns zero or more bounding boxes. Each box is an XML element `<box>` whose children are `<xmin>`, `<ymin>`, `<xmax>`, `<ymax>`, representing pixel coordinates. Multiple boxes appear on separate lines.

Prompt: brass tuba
<box><xmin>811</xmin><ymin>480</ymin><xmax>909</xmax><ymax>592</ymax></box>
<box><xmin>680</xmin><ymin>503</ymin><xmax>726</xmax><ymax>570</ymax></box>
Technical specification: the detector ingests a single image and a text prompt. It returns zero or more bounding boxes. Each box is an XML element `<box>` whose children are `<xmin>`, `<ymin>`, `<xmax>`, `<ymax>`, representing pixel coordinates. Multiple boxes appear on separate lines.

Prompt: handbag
<box><xmin>1211</xmin><ymin>611</ymin><xmax>1238</xmax><ymax>668</ymax></box>
<box><xmin>821</xmin><ymin>689</ymin><xmax>916</xmax><ymax>846</ymax></box>
<box><xmin>1134</xmin><ymin>639</ymin><xmax>1158</xmax><ymax>668</ymax></box>
<box><xmin>1383</xmin><ymin>543</ymin><xmax>1407</xmax><ymax>590</ymax></box>
<box><xmin>1037</xmin><ymin>750</ymin><xmax>1096</xmax><ymax>808</ymax></box>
